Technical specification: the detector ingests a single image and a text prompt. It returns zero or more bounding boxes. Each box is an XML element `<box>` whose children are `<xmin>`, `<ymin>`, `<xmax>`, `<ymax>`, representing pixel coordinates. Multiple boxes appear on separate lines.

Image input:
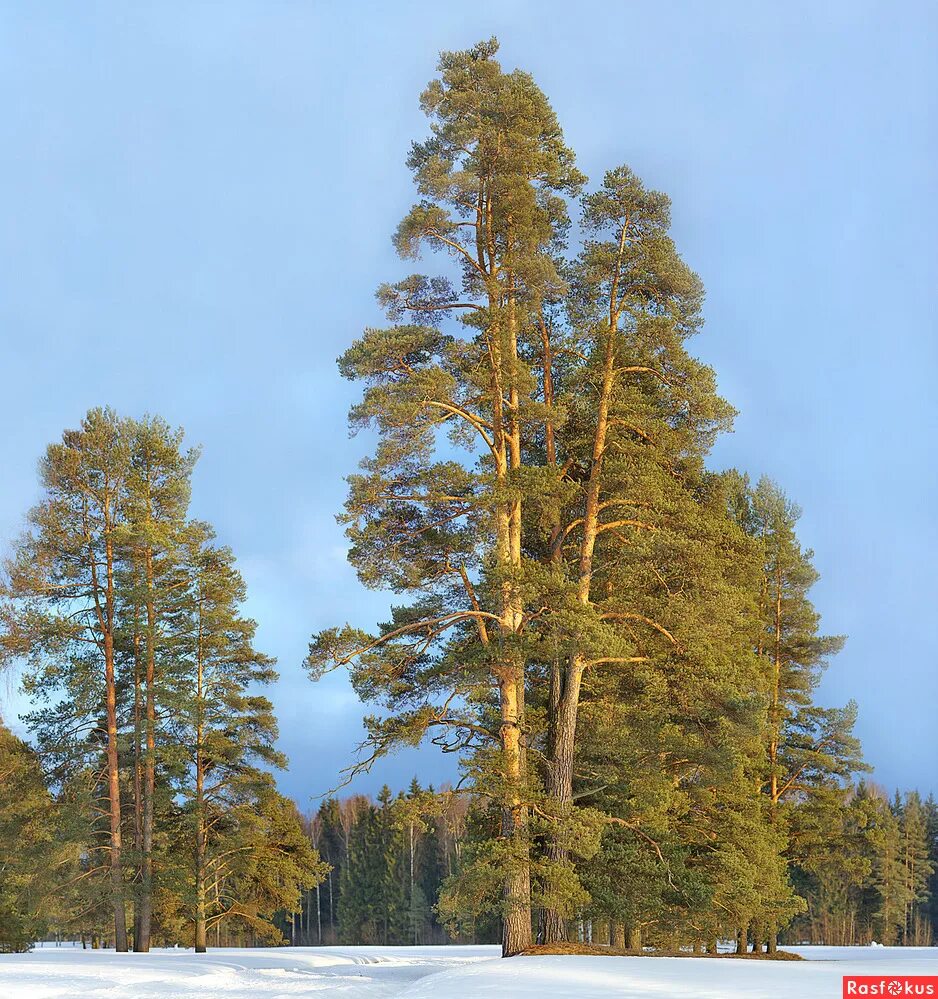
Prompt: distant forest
<box><xmin>298</xmin><ymin>783</ymin><xmax>938</xmax><ymax>952</ymax></box>
<box><xmin>1</xmin><ymin>39</ymin><xmax>935</xmax><ymax>958</ymax></box>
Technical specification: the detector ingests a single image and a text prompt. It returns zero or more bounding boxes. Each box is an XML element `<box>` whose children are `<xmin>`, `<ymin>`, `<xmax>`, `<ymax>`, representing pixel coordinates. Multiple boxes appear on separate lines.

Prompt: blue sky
<box><xmin>2</xmin><ymin>2</ymin><xmax>936</xmax><ymax>806</ymax></box>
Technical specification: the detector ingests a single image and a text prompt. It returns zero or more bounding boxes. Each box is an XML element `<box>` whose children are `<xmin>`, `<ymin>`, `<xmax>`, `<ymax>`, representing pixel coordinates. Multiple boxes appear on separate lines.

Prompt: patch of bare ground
<box><xmin>517</xmin><ymin>943</ymin><xmax>803</xmax><ymax>960</ymax></box>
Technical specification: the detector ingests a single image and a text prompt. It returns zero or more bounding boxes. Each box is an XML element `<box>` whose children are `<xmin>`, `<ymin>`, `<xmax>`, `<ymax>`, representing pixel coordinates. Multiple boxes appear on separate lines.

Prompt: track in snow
<box><xmin>0</xmin><ymin>944</ymin><xmax>498</xmax><ymax>998</ymax></box>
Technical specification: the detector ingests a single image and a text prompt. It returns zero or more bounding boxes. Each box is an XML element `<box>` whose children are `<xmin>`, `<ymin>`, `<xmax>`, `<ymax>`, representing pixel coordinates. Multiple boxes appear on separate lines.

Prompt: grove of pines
<box><xmin>1</xmin><ymin>39</ymin><xmax>935</xmax><ymax>958</ymax></box>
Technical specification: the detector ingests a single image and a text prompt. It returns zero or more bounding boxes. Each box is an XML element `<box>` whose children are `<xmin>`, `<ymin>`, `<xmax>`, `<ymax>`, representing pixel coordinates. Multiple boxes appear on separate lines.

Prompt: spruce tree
<box><xmin>924</xmin><ymin>795</ymin><xmax>938</xmax><ymax>944</ymax></box>
<box><xmin>314</xmin><ymin>797</ymin><xmax>352</xmax><ymax>943</ymax></box>
<box><xmin>865</xmin><ymin>788</ymin><xmax>908</xmax><ymax>945</ymax></box>
<box><xmin>898</xmin><ymin>792</ymin><xmax>933</xmax><ymax>944</ymax></box>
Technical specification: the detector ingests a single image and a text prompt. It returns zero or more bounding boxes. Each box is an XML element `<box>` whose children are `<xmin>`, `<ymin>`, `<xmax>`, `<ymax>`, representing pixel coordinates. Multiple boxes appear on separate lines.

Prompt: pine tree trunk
<box><xmin>542</xmin><ymin>660</ymin><xmax>584</xmax><ymax>943</ymax></box>
<box><xmin>502</xmin><ymin>292</ymin><xmax>532</xmax><ymax>960</ymax></box>
<box><xmin>194</xmin><ymin>786</ymin><xmax>207</xmax><ymax>953</ymax></box>
<box><xmin>736</xmin><ymin>923</ymin><xmax>748</xmax><ymax>954</ymax></box>
<box><xmin>194</xmin><ymin>598</ymin><xmax>207</xmax><ymax>954</ymax></box>
<box><xmin>542</xmin><ymin>314</ymin><xmax>617</xmax><ymax>941</ymax></box>
<box><xmin>499</xmin><ymin>669</ymin><xmax>531</xmax><ymax>957</ymax></box>
<box><xmin>132</xmin><ymin>611</ymin><xmax>144</xmax><ymax>949</ymax></box>
<box><xmin>627</xmin><ymin>924</ymin><xmax>642</xmax><ymax>951</ymax></box>
<box><xmin>135</xmin><ymin>549</ymin><xmax>156</xmax><ymax>952</ymax></box>
<box><xmin>751</xmin><ymin>921</ymin><xmax>763</xmax><ymax>953</ymax></box>
<box><xmin>612</xmin><ymin>922</ymin><xmax>625</xmax><ymax>949</ymax></box>
<box><xmin>104</xmin><ymin>626</ymin><xmax>128</xmax><ymax>952</ymax></box>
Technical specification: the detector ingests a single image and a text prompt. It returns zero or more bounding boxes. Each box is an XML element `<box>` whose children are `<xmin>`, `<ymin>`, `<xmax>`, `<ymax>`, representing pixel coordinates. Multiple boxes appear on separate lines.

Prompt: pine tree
<box><xmin>786</xmin><ymin>787</ymin><xmax>873</xmax><ymax>944</ymax></box>
<box><xmin>534</xmin><ymin>165</ymin><xmax>736</xmax><ymax>941</ymax></box>
<box><xmin>1</xmin><ymin>408</ymin><xmax>133</xmax><ymax>949</ymax></box>
<box><xmin>172</xmin><ymin>524</ymin><xmax>305</xmax><ymax>951</ymax></box>
<box><xmin>120</xmin><ymin>415</ymin><xmax>197</xmax><ymax>951</ymax></box>
<box><xmin>1</xmin><ymin>409</ymin><xmax>324</xmax><ymax>950</ymax></box>
<box><xmin>302</xmin><ymin>39</ymin><xmax>872</xmax><ymax>956</ymax></box>
<box><xmin>728</xmin><ymin>474</ymin><xmax>862</xmax><ymax>950</ymax></box>
<box><xmin>306</xmin><ymin>37</ymin><xmax>584</xmax><ymax>956</ymax></box>
<box><xmin>738</xmin><ymin>477</ymin><xmax>851</xmax><ymax>811</ymax></box>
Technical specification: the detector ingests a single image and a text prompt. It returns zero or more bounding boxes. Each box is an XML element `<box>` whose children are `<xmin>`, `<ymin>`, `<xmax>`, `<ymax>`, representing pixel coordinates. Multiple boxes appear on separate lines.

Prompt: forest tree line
<box><xmin>292</xmin><ymin>781</ymin><xmax>938</xmax><ymax>951</ymax></box>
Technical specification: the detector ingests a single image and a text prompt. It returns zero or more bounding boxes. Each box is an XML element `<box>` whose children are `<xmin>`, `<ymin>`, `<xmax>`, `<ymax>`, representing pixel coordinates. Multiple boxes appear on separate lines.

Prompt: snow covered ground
<box><xmin>0</xmin><ymin>945</ymin><xmax>497</xmax><ymax>999</ymax></box>
<box><xmin>1</xmin><ymin>943</ymin><xmax>937</xmax><ymax>997</ymax></box>
<box><xmin>406</xmin><ymin>947</ymin><xmax>938</xmax><ymax>998</ymax></box>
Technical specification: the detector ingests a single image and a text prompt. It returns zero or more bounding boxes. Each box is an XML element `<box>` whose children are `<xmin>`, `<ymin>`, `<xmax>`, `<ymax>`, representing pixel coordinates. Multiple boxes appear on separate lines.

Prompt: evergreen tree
<box><xmin>728</xmin><ymin>474</ymin><xmax>862</xmax><ymax>950</ymax></box>
<box><xmin>898</xmin><ymin>792</ymin><xmax>933</xmax><ymax>944</ymax></box>
<box><xmin>787</xmin><ymin>787</ymin><xmax>873</xmax><ymax>944</ymax></box>
<box><xmin>171</xmin><ymin>524</ymin><xmax>322</xmax><ymax>951</ymax></box>
<box><xmin>534</xmin><ymin>165</ymin><xmax>736</xmax><ymax>942</ymax></box>
<box><xmin>1</xmin><ymin>409</ymin><xmax>326</xmax><ymax>950</ymax></box>
<box><xmin>865</xmin><ymin>786</ymin><xmax>908</xmax><ymax>946</ymax></box>
<box><xmin>120</xmin><ymin>415</ymin><xmax>197</xmax><ymax>951</ymax></box>
<box><xmin>1</xmin><ymin>408</ymin><xmax>133</xmax><ymax>949</ymax></box>
<box><xmin>922</xmin><ymin>796</ymin><xmax>938</xmax><ymax>944</ymax></box>
<box><xmin>337</xmin><ymin>787</ymin><xmax>409</xmax><ymax>945</ymax></box>
<box><xmin>306</xmin><ymin>37</ymin><xmax>584</xmax><ymax>956</ymax></box>
<box><xmin>313</xmin><ymin>797</ymin><xmax>356</xmax><ymax>943</ymax></box>
<box><xmin>305</xmin><ymin>39</ymin><xmax>869</xmax><ymax>956</ymax></box>
<box><xmin>737</xmin><ymin>477</ymin><xmax>852</xmax><ymax>811</ymax></box>
<box><xmin>0</xmin><ymin>719</ymin><xmax>77</xmax><ymax>951</ymax></box>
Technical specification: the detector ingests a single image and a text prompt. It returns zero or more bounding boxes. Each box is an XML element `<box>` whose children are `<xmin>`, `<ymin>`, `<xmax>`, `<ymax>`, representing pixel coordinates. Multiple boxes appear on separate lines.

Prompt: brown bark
<box><xmin>538</xmin><ymin>310</ymin><xmax>556</xmax><ymax>469</ymax></box>
<box><xmin>101</xmin><ymin>525</ymin><xmax>128</xmax><ymax>952</ymax></box>
<box><xmin>488</xmin><ymin>260</ymin><xmax>531</xmax><ymax>958</ymax></box>
<box><xmin>132</xmin><ymin>608</ymin><xmax>143</xmax><ymax>947</ymax></box>
<box><xmin>543</xmin><ymin>276</ymin><xmax>621</xmax><ymax>941</ymax></box>
<box><xmin>769</xmin><ymin>561</ymin><xmax>783</xmax><ymax>805</ymax></box>
<box><xmin>194</xmin><ymin>587</ymin><xmax>207</xmax><ymax>953</ymax></box>
<box><xmin>498</xmin><ymin>665</ymin><xmax>532</xmax><ymax>956</ymax></box>
<box><xmin>194</xmin><ymin>775</ymin><xmax>207</xmax><ymax>953</ymax></box>
<box><xmin>751</xmin><ymin>920</ymin><xmax>764</xmax><ymax>953</ymax></box>
<box><xmin>542</xmin><ymin>658</ymin><xmax>584</xmax><ymax>943</ymax></box>
<box><xmin>135</xmin><ymin>547</ymin><xmax>156</xmax><ymax>952</ymax></box>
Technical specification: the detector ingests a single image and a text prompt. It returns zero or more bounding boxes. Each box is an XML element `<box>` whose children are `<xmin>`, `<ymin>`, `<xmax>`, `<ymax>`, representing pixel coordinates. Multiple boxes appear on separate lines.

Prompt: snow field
<box><xmin>1</xmin><ymin>944</ymin><xmax>937</xmax><ymax>997</ymax></box>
